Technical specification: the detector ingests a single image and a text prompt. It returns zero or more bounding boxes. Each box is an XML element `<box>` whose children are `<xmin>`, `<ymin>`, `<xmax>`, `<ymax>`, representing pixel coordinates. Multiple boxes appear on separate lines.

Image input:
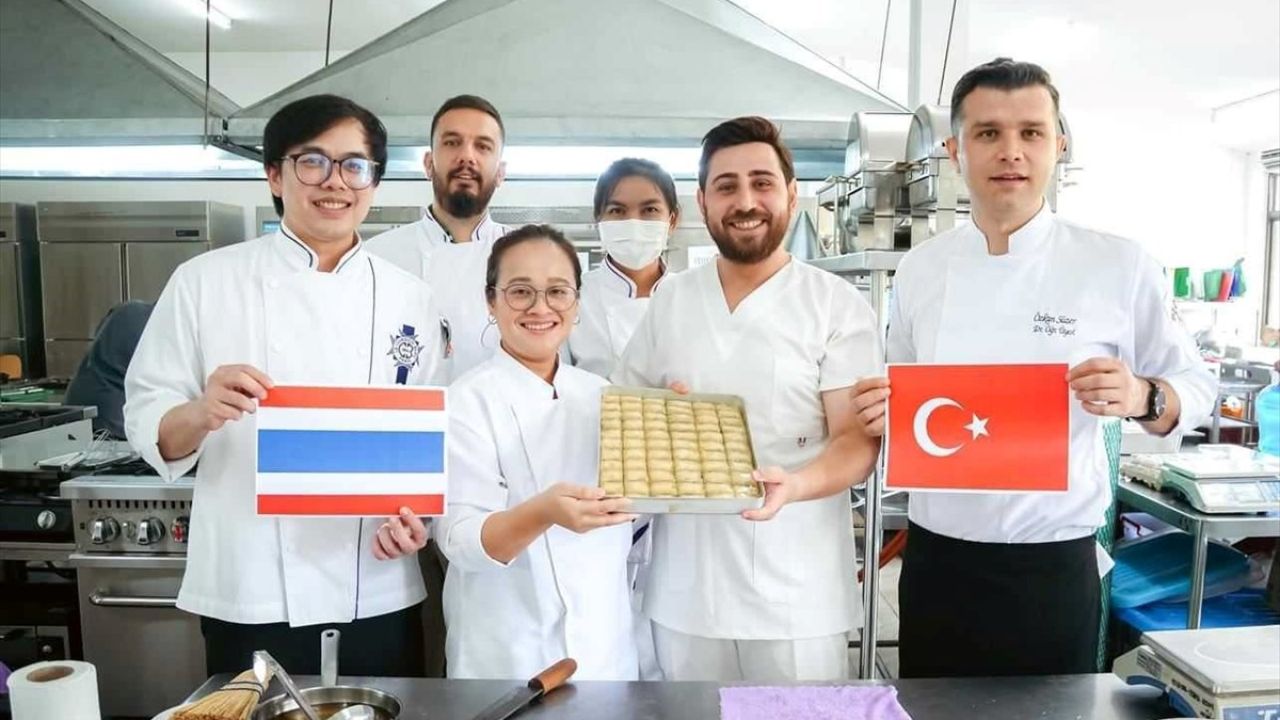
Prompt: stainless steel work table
<box><xmin>186</xmin><ymin>672</ymin><xmax>1173</xmax><ymax>720</ymax></box>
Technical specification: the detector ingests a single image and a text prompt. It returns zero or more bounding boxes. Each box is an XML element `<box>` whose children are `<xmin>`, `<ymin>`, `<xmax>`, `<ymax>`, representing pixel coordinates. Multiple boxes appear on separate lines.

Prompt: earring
<box><xmin>573</xmin><ymin>315</ymin><xmax>581</xmax><ymax>326</ymax></box>
<box><xmin>486</xmin><ymin>314</ymin><xmax>496</xmax><ymax>325</ymax></box>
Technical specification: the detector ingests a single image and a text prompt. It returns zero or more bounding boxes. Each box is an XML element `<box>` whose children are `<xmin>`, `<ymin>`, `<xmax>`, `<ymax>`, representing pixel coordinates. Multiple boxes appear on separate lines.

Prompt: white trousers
<box><xmin>652</xmin><ymin>621</ymin><xmax>850</xmax><ymax>681</ymax></box>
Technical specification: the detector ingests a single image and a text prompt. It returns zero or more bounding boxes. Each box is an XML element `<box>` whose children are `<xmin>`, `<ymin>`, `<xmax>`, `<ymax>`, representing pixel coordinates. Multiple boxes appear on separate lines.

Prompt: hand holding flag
<box><xmin>372</xmin><ymin>507</ymin><xmax>429</xmax><ymax>560</ymax></box>
<box><xmin>1067</xmin><ymin>357</ymin><xmax>1149</xmax><ymax>417</ymax></box>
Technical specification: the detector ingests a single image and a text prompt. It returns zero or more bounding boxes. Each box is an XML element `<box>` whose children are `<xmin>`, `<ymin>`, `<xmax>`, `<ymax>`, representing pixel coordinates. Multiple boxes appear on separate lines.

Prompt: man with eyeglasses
<box><xmin>368</xmin><ymin>94</ymin><xmax>512</xmax><ymax>384</ymax></box>
<box><xmin>124</xmin><ymin>94</ymin><xmax>442</xmax><ymax>677</ymax></box>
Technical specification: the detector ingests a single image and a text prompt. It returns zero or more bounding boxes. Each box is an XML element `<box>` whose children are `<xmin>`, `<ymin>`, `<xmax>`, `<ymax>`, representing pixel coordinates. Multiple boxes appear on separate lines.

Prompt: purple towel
<box><xmin>720</xmin><ymin>685</ymin><xmax>912</xmax><ymax>720</ymax></box>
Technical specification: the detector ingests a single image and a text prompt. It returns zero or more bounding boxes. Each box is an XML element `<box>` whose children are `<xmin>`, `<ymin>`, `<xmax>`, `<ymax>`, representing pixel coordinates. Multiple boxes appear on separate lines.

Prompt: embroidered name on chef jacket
<box><xmin>1031</xmin><ymin>311</ymin><xmax>1079</xmax><ymax>338</ymax></box>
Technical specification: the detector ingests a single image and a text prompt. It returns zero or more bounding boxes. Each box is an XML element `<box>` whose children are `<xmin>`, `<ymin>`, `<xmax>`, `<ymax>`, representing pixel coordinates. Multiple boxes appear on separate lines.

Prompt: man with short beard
<box><xmin>613</xmin><ymin>117</ymin><xmax>882</xmax><ymax>681</ymax></box>
<box><xmin>366</xmin><ymin>95</ymin><xmax>511</xmax><ymax>678</ymax></box>
<box><xmin>368</xmin><ymin>95</ymin><xmax>511</xmax><ymax>384</ymax></box>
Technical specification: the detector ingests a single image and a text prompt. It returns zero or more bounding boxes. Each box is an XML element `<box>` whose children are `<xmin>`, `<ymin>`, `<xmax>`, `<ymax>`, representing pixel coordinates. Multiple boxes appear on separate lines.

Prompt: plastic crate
<box><xmin>1114</xmin><ymin>589</ymin><xmax>1280</xmax><ymax>632</ymax></box>
<box><xmin>1111</xmin><ymin>531</ymin><xmax>1250</xmax><ymax>609</ymax></box>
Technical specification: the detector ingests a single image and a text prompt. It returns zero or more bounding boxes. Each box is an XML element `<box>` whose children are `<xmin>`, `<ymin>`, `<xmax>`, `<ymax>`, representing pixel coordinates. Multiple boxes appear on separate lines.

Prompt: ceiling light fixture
<box><xmin>180</xmin><ymin>0</ymin><xmax>232</xmax><ymax>30</ymax></box>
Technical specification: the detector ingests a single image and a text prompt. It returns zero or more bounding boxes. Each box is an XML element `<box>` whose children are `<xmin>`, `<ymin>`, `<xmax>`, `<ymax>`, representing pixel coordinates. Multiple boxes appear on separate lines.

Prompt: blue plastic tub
<box><xmin>1110</xmin><ymin>531</ymin><xmax>1250</xmax><ymax>609</ymax></box>
<box><xmin>1114</xmin><ymin>589</ymin><xmax>1280</xmax><ymax>632</ymax></box>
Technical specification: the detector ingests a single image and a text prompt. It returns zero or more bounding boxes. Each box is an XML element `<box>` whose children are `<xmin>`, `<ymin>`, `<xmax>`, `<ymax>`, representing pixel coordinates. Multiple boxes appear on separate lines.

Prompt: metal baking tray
<box><xmin>599</xmin><ymin>386</ymin><xmax>765</xmax><ymax>514</ymax></box>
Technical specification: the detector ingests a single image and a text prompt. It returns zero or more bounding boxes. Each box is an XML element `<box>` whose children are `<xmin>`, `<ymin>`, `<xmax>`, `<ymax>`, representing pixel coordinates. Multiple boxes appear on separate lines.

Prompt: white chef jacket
<box><xmin>614</xmin><ymin>257</ymin><xmax>883</xmax><ymax>639</ymax></box>
<box><xmin>124</xmin><ymin>225</ymin><xmax>442</xmax><ymax>627</ymax></box>
<box><xmin>436</xmin><ymin>349</ymin><xmax>639</xmax><ymax>680</ymax></box>
<box><xmin>568</xmin><ymin>256</ymin><xmax>668</xmax><ymax>379</ymax></box>
<box><xmin>366</xmin><ymin>208</ymin><xmax>511</xmax><ymax>383</ymax></box>
<box><xmin>889</xmin><ymin>204</ymin><xmax>1216</xmax><ymax>544</ymax></box>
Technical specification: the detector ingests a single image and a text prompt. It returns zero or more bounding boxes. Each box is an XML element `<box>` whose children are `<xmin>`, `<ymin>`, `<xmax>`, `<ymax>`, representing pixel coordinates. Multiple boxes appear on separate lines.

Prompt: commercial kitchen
<box><xmin>1</xmin><ymin>0</ymin><xmax>1278</xmax><ymax>718</ymax></box>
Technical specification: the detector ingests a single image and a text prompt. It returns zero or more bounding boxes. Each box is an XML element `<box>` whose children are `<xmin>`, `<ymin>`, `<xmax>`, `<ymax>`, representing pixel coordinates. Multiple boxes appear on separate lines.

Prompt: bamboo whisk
<box><xmin>173</xmin><ymin>668</ymin><xmax>273</xmax><ymax>720</ymax></box>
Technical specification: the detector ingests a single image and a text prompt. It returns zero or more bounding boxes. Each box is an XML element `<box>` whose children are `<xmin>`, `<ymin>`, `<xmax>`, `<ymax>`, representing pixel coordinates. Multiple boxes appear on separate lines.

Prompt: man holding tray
<box><xmin>614</xmin><ymin>116</ymin><xmax>882</xmax><ymax>681</ymax></box>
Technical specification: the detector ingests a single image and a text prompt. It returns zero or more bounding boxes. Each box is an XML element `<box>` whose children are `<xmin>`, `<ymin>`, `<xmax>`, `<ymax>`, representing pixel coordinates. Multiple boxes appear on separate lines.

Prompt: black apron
<box><xmin>202</xmin><ymin>602</ymin><xmax>426</xmax><ymax>677</ymax></box>
<box><xmin>899</xmin><ymin>521</ymin><xmax>1100</xmax><ymax>678</ymax></box>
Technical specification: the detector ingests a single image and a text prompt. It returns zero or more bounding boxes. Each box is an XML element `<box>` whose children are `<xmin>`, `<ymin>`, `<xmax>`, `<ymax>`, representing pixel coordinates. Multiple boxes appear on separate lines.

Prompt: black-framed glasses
<box><xmin>284</xmin><ymin>152</ymin><xmax>379</xmax><ymax>190</ymax></box>
<box><xmin>494</xmin><ymin>283</ymin><xmax>580</xmax><ymax>312</ymax></box>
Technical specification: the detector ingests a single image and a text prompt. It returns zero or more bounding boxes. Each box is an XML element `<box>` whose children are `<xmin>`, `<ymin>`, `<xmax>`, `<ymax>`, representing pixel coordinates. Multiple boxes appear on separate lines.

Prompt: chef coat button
<box><xmin>267</xmin><ymin>279</ymin><xmax>279</xmax><ymax>289</ymax></box>
<box><xmin>270</xmin><ymin>343</ymin><xmax>282</xmax><ymax>354</ymax></box>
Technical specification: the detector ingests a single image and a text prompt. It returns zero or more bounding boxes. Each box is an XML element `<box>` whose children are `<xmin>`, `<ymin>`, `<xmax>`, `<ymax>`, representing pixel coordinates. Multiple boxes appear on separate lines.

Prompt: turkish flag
<box><xmin>885</xmin><ymin>363</ymin><xmax>1069</xmax><ymax>492</ymax></box>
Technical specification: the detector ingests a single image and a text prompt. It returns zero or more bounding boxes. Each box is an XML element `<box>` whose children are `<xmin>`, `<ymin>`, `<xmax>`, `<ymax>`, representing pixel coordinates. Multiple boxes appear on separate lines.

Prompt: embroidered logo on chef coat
<box><xmin>389</xmin><ymin>324</ymin><xmax>423</xmax><ymax>384</ymax></box>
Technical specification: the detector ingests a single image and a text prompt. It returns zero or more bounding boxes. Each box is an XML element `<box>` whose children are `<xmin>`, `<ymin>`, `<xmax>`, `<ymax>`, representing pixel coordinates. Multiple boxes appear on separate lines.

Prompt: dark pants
<box><xmin>418</xmin><ymin>540</ymin><xmax>449</xmax><ymax>677</ymax></box>
<box><xmin>899</xmin><ymin>521</ymin><xmax>1100</xmax><ymax>678</ymax></box>
<box><xmin>201</xmin><ymin>602</ymin><xmax>426</xmax><ymax>678</ymax></box>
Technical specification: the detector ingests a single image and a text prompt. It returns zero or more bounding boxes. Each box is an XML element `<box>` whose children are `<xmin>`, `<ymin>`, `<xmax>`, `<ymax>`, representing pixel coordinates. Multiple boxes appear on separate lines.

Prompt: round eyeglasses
<box><xmin>284</xmin><ymin>152</ymin><xmax>379</xmax><ymax>190</ymax></box>
<box><xmin>494</xmin><ymin>283</ymin><xmax>580</xmax><ymax>312</ymax></box>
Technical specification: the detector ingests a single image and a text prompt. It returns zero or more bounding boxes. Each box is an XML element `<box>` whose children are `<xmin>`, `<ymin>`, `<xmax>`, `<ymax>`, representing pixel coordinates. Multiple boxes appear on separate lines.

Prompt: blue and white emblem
<box><xmin>388</xmin><ymin>324</ymin><xmax>423</xmax><ymax>384</ymax></box>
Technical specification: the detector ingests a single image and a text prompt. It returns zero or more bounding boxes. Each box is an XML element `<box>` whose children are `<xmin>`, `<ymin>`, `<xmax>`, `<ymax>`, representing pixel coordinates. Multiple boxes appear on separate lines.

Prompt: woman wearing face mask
<box><xmin>568</xmin><ymin>158</ymin><xmax>679</xmax><ymax>378</ymax></box>
<box><xmin>434</xmin><ymin>224</ymin><xmax>640</xmax><ymax>680</ymax></box>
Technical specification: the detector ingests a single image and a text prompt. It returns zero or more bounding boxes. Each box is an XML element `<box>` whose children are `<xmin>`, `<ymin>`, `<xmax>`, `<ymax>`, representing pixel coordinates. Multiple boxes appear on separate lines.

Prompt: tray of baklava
<box><xmin>598</xmin><ymin>386</ymin><xmax>764</xmax><ymax>514</ymax></box>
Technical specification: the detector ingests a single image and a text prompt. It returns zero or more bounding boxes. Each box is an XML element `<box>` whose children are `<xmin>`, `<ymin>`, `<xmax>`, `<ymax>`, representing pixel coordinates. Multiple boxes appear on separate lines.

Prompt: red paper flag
<box><xmin>885</xmin><ymin>363</ymin><xmax>1069</xmax><ymax>492</ymax></box>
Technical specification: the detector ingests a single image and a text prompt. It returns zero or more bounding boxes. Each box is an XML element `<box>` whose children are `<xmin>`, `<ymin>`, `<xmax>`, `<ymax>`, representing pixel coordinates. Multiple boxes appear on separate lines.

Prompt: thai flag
<box><xmin>255</xmin><ymin>385</ymin><xmax>447</xmax><ymax>517</ymax></box>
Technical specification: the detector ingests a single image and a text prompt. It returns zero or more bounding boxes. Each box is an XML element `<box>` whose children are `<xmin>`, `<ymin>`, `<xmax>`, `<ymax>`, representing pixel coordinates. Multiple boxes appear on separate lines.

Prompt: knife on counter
<box><xmin>471</xmin><ymin>658</ymin><xmax>578</xmax><ymax>720</ymax></box>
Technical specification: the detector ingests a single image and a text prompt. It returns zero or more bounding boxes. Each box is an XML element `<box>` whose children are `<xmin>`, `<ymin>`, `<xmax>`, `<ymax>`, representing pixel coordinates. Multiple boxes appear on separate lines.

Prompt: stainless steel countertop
<box><xmin>188</xmin><ymin>673</ymin><xmax>1174</xmax><ymax>720</ymax></box>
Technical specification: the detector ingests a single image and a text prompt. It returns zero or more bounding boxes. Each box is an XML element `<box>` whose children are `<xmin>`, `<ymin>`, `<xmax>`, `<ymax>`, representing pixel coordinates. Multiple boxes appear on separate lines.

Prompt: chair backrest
<box><xmin>0</xmin><ymin>354</ymin><xmax>22</xmax><ymax>380</ymax></box>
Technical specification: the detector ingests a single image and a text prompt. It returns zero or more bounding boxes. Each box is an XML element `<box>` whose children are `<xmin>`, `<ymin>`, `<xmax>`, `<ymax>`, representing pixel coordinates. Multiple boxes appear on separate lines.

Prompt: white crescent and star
<box><xmin>912</xmin><ymin>397</ymin><xmax>990</xmax><ymax>458</ymax></box>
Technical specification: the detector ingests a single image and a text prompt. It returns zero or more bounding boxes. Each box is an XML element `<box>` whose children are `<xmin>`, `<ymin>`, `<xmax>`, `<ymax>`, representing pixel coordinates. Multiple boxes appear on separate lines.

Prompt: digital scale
<box><xmin>1115</xmin><ymin>625</ymin><xmax>1279</xmax><ymax>720</ymax></box>
<box><xmin>1122</xmin><ymin>446</ymin><xmax>1280</xmax><ymax>514</ymax></box>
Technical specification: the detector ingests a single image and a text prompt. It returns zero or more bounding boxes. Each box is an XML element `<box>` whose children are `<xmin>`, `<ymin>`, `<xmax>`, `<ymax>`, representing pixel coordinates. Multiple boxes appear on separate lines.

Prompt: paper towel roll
<box><xmin>6</xmin><ymin>660</ymin><xmax>101</xmax><ymax>720</ymax></box>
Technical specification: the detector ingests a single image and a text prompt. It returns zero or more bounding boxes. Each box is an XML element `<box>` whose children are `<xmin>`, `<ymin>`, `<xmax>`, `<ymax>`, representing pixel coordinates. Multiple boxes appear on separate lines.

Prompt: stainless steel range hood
<box><xmin>0</xmin><ymin>0</ymin><xmax>238</xmax><ymax>145</ymax></box>
<box><xmin>226</xmin><ymin>0</ymin><xmax>906</xmax><ymax>154</ymax></box>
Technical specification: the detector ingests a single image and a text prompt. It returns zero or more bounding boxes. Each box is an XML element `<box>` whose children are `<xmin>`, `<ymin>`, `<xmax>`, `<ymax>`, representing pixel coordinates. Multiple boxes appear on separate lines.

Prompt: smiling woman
<box><xmin>483</xmin><ymin>224</ymin><xmax>583</xmax><ymax>382</ymax></box>
<box><xmin>434</xmin><ymin>223</ymin><xmax>641</xmax><ymax>681</ymax></box>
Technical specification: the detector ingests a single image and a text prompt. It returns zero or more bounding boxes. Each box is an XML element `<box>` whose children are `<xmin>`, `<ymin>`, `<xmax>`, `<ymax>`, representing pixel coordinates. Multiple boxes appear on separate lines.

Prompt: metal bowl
<box><xmin>252</xmin><ymin>686</ymin><xmax>402</xmax><ymax>720</ymax></box>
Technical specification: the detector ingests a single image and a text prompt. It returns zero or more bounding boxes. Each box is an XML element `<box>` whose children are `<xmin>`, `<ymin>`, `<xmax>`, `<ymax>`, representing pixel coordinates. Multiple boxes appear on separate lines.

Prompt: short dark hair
<box><xmin>431</xmin><ymin>94</ymin><xmax>505</xmax><ymax>146</ymax></box>
<box><xmin>592</xmin><ymin>158</ymin><xmax>680</xmax><ymax>219</ymax></box>
<box><xmin>261</xmin><ymin>94</ymin><xmax>387</xmax><ymax>216</ymax></box>
<box><xmin>485</xmin><ymin>224</ymin><xmax>583</xmax><ymax>302</ymax></box>
<box><xmin>698</xmin><ymin>116</ymin><xmax>795</xmax><ymax>190</ymax></box>
<box><xmin>950</xmin><ymin>58</ymin><xmax>1061</xmax><ymax>135</ymax></box>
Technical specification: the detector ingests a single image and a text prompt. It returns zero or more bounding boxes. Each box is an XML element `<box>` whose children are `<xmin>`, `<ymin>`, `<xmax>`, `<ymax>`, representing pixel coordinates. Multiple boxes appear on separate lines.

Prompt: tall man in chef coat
<box><xmin>614</xmin><ymin>116</ymin><xmax>883</xmax><ymax>681</ymax></box>
<box><xmin>365</xmin><ymin>94</ymin><xmax>511</xmax><ymax>677</ymax></box>
<box><xmin>367</xmin><ymin>94</ymin><xmax>512</xmax><ymax>383</ymax></box>
<box><xmin>125</xmin><ymin>94</ymin><xmax>439</xmax><ymax>676</ymax></box>
<box><xmin>850</xmin><ymin>58</ymin><xmax>1217</xmax><ymax>677</ymax></box>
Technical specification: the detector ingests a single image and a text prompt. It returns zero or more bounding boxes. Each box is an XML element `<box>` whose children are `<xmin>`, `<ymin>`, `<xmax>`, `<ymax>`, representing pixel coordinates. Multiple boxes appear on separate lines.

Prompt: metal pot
<box><xmin>252</xmin><ymin>686</ymin><xmax>402</xmax><ymax>720</ymax></box>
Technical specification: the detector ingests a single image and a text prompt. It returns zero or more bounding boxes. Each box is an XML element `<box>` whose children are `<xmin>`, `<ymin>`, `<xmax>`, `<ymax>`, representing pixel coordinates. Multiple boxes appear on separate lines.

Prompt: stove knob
<box><xmin>89</xmin><ymin>517</ymin><xmax>120</xmax><ymax>545</ymax></box>
<box><xmin>171</xmin><ymin>516</ymin><xmax>190</xmax><ymax>544</ymax></box>
<box><xmin>137</xmin><ymin>517</ymin><xmax>166</xmax><ymax>546</ymax></box>
<box><xmin>36</xmin><ymin>510</ymin><xmax>57</xmax><ymax>530</ymax></box>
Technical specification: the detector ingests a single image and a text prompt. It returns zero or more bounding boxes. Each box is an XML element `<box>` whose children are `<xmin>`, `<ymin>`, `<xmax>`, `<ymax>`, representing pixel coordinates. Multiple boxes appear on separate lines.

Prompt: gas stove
<box><xmin>61</xmin><ymin>474</ymin><xmax>193</xmax><ymax>555</ymax></box>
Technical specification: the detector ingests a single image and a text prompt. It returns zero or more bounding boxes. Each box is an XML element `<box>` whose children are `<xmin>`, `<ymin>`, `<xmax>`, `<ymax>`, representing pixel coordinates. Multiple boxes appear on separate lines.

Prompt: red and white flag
<box><xmin>255</xmin><ymin>385</ymin><xmax>448</xmax><ymax>516</ymax></box>
<box><xmin>885</xmin><ymin>363</ymin><xmax>1069</xmax><ymax>492</ymax></box>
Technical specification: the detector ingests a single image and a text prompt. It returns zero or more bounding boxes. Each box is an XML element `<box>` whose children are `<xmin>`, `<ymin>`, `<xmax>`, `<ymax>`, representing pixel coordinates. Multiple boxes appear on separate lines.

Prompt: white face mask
<box><xmin>598</xmin><ymin>219</ymin><xmax>669</xmax><ymax>271</ymax></box>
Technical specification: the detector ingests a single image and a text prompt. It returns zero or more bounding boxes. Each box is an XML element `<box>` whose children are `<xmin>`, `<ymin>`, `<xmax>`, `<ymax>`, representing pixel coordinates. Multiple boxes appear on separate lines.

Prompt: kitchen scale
<box><xmin>1115</xmin><ymin>625</ymin><xmax>1279</xmax><ymax>719</ymax></box>
<box><xmin>1123</xmin><ymin>447</ymin><xmax>1280</xmax><ymax>514</ymax></box>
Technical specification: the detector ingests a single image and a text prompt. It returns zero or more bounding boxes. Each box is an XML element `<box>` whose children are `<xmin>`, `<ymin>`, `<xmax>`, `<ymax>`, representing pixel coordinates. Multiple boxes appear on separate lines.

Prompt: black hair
<box><xmin>485</xmin><ymin>225</ymin><xmax>583</xmax><ymax>302</ymax></box>
<box><xmin>261</xmin><ymin>94</ymin><xmax>387</xmax><ymax>216</ymax></box>
<box><xmin>950</xmin><ymin>58</ymin><xmax>1061</xmax><ymax>135</ymax></box>
<box><xmin>431</xmin><ymin>94</ymin><xmax>505</xmax><ymax>145</ymax></box>
<box><xmin>698</xmin><ymin>116</ymin><xmax>795</xmax><ymax>190</ymax></box>
<box><xmin>593</xmin><ymin>158</ymin><xmax>680</xmax><ymax>220</ymax></box>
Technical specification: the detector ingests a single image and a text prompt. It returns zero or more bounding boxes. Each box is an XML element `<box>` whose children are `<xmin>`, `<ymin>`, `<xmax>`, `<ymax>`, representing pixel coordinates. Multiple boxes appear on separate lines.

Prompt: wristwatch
<box><xmin>1131</xmin><ymin>379</ymin><xmax>1166</xmax><ymax>421</ymax></box>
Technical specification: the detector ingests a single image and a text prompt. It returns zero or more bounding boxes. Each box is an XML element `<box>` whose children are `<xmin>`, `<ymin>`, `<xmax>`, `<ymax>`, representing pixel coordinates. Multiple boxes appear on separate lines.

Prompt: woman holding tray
<box><xmin>435</xmin><ymin>224</ymin><xmax>640</xmax><ymax>680</ymax></box>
